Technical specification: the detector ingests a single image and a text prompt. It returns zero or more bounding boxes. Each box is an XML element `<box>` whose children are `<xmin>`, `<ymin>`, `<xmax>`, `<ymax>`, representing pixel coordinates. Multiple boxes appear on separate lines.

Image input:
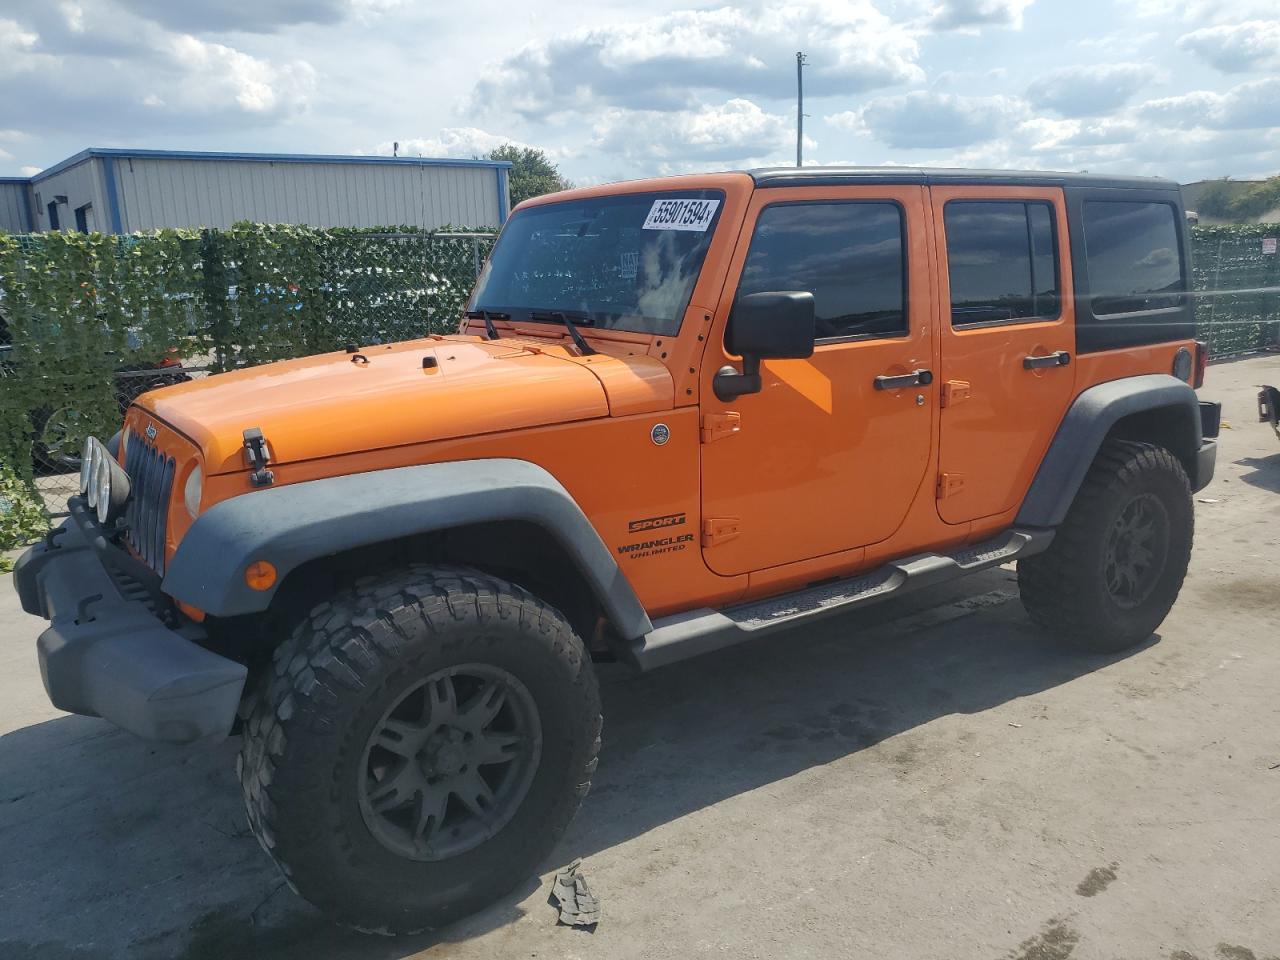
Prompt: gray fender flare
<box><xmin>163</xmin><ymin>459</ymin><xmax>653</xmax><ymax>639</ymax></box>
<box><xmin>1017</xmin><ymin>374</ymin><xmax>1203</xmax><ymax>528</ymax></box>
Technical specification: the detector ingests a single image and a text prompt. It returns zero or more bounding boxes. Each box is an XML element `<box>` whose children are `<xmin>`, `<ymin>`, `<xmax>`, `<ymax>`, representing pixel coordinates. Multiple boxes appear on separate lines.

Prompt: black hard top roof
<box><xmin>746</xmin><ymin>166</ymin><xmax>1180</xmax><ymax>192</ymax></box>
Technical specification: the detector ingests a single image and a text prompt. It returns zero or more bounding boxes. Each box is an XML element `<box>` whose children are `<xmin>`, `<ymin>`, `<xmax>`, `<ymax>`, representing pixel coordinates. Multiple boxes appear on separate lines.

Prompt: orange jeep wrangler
<box><xmin>16</xmin><ymin>167</ymin><xmax>1220</xmax><ymax>932</ymax></box>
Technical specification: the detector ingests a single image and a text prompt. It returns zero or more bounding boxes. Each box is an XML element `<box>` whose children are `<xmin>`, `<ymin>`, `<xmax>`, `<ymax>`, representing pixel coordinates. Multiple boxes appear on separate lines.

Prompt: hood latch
<box><xmin>243</xmin><ymin>427</ymin><xmax>275</xmax><ymax>487</ymax></box>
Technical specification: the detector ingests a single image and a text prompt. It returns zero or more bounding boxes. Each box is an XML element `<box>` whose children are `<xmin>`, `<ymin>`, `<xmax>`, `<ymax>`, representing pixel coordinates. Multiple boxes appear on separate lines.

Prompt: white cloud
<box><xmin>163</xmin><ymin>35</ymin><xmax>316</xmax><ymax>114</ymax></box>
<box><xmin>59</xmin><ymin>2</ymin><xmax>86</xmax><ymax>33</ymax></box>
<box><xmin>1128</xmin><ymin>0</ymin><xmax>1276</xmax><ymax>23</ymax></box>
<box><xmin>1177</xmin><ymin>20</ymin><xmax>1280</xmax><ymax>73</ymax></box>
<box><xmin>0</xmin><ymin>18</ymin><xmax>45</xmax><ymax>74</ymax></box>
<box><xmin>369</xmin><ymin>128</ymin><xmax>555</xmax><ymax>160</ymax></box>
<box><xmin>829</xmin><ymin>91</ymin><xmax>1025</xmax><ymax>148</ymax></box>
<box><xmin>1139</xmin><ymin>76</ymin><xmax>1280</xmax><ymax>130</ymax></box>
<box><xmin>928</xmin><ymin>0</ymin><xmax>1034</xmax><ymax>31</ymax></box>
<box><xmin>18</xmin><ymin>165</ymin><xmax>40</xmax><ymax>176</ymax></box>
<box><xmin>469</xmin><ymin>0</ymin><xmax>922</xmax><ymax>120</ymax></box>
<box><xmin>1025</xmin><ymin>63</ymin><xmax>1152</xmax><ymax>117</ymax></box>
<box><xmin>591</xmin><ymin>98</ymin><xmax>804</xmax><ymax>168</ymax></box>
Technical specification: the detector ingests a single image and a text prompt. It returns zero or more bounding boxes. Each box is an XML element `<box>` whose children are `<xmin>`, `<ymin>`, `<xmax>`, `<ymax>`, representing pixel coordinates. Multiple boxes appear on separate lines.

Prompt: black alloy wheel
<box><xmin>358</xmin><ymin>664</ymin><xmax>542</xmax><ymax>862</ymax></box>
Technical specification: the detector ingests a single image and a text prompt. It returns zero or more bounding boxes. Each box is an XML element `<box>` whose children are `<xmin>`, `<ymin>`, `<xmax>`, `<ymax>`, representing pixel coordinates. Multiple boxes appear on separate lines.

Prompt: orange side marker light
<box><xmin>245</xmin><ymin>560</ymin><xmax>278</xmax><ymax>591</ymax></box>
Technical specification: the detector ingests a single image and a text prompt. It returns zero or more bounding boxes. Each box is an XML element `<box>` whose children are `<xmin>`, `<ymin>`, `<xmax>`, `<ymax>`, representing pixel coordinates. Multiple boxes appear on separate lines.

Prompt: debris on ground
<box><xmin>1197</xmin><ymin>498</ymin><xmax>1220</xmax><ymax>503</ymax></box>
<box><xmin>550</xmin><ymin>859</ymin><xmax>600</xmax><ymax>929</ymax></box>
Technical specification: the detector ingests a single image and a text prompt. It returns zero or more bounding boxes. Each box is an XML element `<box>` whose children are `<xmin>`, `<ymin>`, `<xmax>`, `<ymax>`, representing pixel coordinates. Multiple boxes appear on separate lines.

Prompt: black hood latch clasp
<box><xmin>243</xmin><ymin>427</ymin><xmax>276</xmax><ymax>487</ymax></box>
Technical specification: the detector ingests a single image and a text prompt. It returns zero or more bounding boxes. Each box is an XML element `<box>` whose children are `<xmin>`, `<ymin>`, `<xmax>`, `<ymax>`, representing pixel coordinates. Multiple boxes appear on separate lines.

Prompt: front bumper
<box><xmin>1193</xmin><ymin>399</ymin><xmax>1221</xmax><ymax>493</ymax></box>
<box><xmin>13</xmin><ymin>499</ymin><xmax>246</xmax><ymax>744</ymax></box>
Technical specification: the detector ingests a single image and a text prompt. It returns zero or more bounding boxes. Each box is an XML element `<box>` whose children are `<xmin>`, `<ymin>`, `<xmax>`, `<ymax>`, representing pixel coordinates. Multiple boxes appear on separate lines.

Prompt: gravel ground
<box><xmin>1</xmin><ymin>354</ymin><xmax>1278</xmax><ymax>960</ymax></box>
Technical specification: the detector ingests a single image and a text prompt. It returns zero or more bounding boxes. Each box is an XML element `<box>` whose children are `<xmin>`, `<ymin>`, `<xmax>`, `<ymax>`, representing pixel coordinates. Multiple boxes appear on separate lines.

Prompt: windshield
<box><xmin>468</xmin><ymin>189</ymin><xmax>724</xmax><ymax>336</ymax></box>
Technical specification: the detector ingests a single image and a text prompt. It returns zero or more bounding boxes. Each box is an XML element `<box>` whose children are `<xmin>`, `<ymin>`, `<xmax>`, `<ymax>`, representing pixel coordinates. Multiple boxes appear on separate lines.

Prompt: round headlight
<box><xmin>79</xmin><ymin>440</ymin><xmax>99</xmax><ymax>496</ymax></box>
<box><xmin>184</xmin><ymin>465</ymin><xmax>203</xmax><ymax>517</ymax></box>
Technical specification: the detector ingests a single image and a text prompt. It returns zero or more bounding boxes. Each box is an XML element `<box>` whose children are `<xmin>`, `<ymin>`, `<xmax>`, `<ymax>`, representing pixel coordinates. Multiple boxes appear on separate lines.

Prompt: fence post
<box><xmin>472</xmin><ymin>236</ymin><xmax>481</xmax><ymax>279</ymax></box>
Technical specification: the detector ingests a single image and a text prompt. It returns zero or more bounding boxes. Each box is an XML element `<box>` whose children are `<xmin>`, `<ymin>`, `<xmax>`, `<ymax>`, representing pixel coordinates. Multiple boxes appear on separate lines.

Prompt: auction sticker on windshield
<box><xmin>642</xmin><ymin>198</ymin><xmax>720</xmax><ymax>232</ymax></box>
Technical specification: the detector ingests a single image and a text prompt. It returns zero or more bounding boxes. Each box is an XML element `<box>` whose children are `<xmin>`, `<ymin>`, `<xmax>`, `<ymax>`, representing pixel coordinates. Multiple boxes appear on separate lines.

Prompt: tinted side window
<box><xmin>945</xmin><ymin>201</ymin><xmax>1060</xmax><ymax>326</ymax></box>
<box><xmin>737</xmin><ymin>202</ymin><xmax>906</xmax><ymax>340</ymax></box>
<box><xmin>1082</xmin><ymin>201</ymin><xmax>1183</xmax><ymax>315</ymax></box>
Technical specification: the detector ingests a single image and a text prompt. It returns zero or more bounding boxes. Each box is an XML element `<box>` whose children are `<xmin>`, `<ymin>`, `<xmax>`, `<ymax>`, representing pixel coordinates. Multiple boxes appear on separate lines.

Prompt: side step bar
<box><xmin>627</xmin><ymin>527</ymin><xmax>1053</xmax><ymax>671</ymax></box>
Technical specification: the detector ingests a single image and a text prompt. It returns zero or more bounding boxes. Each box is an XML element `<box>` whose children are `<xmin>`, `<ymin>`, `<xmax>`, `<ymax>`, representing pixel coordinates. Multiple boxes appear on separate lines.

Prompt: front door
<box><xmin>699</xmin><ymin>186</ymin><xmax>936</xmax><ymax>577</ymax></box>
<box><xmin>930</xmin><ymin>187</ymin><xmax>1078</xmax><ymax>525</ymax></box>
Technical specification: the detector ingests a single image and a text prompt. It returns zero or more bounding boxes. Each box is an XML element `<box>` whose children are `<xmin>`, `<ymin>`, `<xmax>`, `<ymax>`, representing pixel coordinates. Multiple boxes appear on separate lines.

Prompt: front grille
<box><xmin>123</xmin><ymin>429</ymin><xmax>176</xmax><ymax>575</ymax></box>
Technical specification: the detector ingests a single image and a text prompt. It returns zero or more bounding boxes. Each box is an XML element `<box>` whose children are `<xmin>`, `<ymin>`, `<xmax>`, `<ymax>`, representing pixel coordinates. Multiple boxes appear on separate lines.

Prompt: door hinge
<box><xmin>701</xmin><ymin>411</ymin><xmax>741</xmax><ymax>443</ymax></box>
<box><xmin>702</xmin><ymin>517</ymin><xmax>741</xmax><ymax>547</ymax></box>
<box><xmin>937</xmin><ymin>472</ymin><xmax>965</xmax><ymax>499</ymax></box>
<box><xmin>940</xmin><ymin>380</ymin><xmax>971</xmax><ymax>407</ymax></box>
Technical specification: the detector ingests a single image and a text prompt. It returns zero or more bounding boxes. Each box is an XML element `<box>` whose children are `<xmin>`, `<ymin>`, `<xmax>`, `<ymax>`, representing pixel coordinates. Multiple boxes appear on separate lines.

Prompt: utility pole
<box><xmin>796</xmin><ymin>51</ymin><xmax>808</xmax><ymax>168</ymax></box>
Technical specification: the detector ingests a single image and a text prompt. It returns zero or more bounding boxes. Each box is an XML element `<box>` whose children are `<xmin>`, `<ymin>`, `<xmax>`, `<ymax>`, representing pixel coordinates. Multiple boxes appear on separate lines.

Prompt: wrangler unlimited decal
<box><xmin>617</xmin><ymin>533</ymin><xmax>695</xmax><ymax>559</ymax></box>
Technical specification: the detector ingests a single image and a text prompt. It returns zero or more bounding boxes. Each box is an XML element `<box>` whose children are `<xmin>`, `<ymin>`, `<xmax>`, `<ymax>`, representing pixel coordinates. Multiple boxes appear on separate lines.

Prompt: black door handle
<box><xmin>1024</xmin><ymin>351</ymin><xmax>1071</xmax><ymax>370</ymax></box>
<box><xmin>874</xmin><ymin>368</ymin><xmax>934</xmax><ymax>390</ymax></box>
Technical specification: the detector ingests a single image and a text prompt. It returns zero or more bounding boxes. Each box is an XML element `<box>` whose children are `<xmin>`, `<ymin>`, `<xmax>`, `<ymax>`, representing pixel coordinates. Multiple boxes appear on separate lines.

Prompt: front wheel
<box><xmin>1018</xmin><ymin>439</ymin><xmax>1194</xmax><ymax>653</ymax></box>
<box><xmin>237</xmin><ymin>565</ymin><xmax>602</xmax><ymax>933</ymax></box>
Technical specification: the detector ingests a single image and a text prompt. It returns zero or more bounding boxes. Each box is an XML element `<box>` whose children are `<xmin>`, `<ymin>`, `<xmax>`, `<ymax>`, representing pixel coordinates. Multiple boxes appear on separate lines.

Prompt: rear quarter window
<box><xmin>1076</xmin><ymin>198</ymin><xmax>1193</xmax><ymax>352</ymax></box>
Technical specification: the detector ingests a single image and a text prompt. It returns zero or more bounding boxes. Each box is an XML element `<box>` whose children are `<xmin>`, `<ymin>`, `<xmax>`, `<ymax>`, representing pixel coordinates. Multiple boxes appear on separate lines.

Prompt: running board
<box><xmin>627</xmin><ymin>527</ymin><xmax>1053</xmax><ymax>671</ymax></box>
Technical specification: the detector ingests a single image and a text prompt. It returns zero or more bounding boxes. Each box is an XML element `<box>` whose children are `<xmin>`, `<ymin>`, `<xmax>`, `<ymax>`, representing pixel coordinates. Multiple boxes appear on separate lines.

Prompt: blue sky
<box><xmin>1</xmin><ymin>0</ymin><xmax>1276</xmax><ymax>184</ymax></box>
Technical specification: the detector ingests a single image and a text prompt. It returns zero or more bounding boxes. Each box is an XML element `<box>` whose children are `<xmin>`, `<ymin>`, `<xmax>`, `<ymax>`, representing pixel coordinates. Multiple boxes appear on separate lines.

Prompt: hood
<box><xmin>139</xmin><ymin>336</ymin><xmax>673</xmax><ymax>473</ymax></box>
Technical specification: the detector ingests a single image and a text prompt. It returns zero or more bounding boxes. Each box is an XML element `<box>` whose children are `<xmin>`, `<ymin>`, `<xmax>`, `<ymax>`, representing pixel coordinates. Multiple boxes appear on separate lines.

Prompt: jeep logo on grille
<box><xmin>144</xmin><ymin>422</ymin><xmax>158</xmax><ymax>441</ymax></box>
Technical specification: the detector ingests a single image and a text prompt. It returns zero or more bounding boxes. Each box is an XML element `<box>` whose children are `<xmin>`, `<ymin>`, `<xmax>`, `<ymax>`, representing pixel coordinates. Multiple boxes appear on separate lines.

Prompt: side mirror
<box><xmin>715</xmin><ymin>291</ymin><xmax>815</xmax><ymax>401</ymax></box>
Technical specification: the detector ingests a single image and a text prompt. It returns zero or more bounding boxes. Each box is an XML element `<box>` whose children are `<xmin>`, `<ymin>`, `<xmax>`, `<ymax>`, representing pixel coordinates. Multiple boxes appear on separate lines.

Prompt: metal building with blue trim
<box><xmin>0</xmin><ymin>148</ymin><xmax>512</xmax><ymax>234</ymax></box>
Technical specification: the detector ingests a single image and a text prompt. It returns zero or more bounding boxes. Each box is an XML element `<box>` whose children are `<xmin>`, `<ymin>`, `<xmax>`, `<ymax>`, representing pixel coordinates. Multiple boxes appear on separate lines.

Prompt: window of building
<box><xmin>74</xmin><ymin>204</ymin><xmax>93</xmax><ymax>234</ymax></box>
<box><xmin>1082</xmin><ymin>201</ymin><xmax>1184</xmax><ymax>316</ymax></box>
<box><xmin>736</xmin><ymin>201</ymin><xmax>907</xmax><ymax>340</ymax></box>
<box><xmin>944</xmin><ymin>200</ymin><xmax>1060</xmax><ymax>326</ymax></box>
<box><xmin>46</xmin><ymin>201</ymin><xmax>60</xmax><ymax>231</ymax></box>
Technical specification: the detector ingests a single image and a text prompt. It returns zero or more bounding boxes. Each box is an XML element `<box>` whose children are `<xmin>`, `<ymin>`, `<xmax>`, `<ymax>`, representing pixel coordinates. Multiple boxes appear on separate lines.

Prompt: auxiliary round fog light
<box><xmin>79</xmin><ymin>439</ymin><xmax>99</xmax><ymax>497</ymax></box>
<box><xmin>94</xmin><ymin>452</ymin><xmax>132</xmax><ymax>526</ymax></box>
<box><xmin>86</xmin><ymin>446</ymin><xmax>108</xmax><ymax>510</ymax></box>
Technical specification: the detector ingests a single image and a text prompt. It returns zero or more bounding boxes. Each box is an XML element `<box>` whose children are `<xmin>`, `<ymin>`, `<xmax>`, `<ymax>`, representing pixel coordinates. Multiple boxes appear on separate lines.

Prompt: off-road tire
<box><xmin>1018</xmin><ymin>439</ymin><xmax>1193</xmax><ymax>653</ymax></box>
<box><xmin>236</xmin><ymin>564</ymin><xmax>602</xmax><ymax>933</ymax></box>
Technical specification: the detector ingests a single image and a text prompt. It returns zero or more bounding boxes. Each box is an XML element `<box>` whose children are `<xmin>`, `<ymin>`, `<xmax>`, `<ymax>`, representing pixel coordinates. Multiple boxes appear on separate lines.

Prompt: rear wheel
<box><xmin>237</xmin><ymin>564</ymin><xmax>602</xmax><ymax>933</ymax></box>
<box><xmin>1018</xmin><ymin>439</ymin><xmax>1193</xmax><ymax>653</ymax></box>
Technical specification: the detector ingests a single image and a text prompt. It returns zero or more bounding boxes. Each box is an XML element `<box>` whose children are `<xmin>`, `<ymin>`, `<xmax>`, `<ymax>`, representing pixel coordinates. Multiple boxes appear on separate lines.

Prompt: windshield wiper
<box><xmin>464</xmin><ymin>309</ymin><xmax>508</xmax><ymax>340</ymax></box>
<box><xmin>528</xmin><ymin>309</ymin><xmax>597</xmax><ymax>356</ymax></box>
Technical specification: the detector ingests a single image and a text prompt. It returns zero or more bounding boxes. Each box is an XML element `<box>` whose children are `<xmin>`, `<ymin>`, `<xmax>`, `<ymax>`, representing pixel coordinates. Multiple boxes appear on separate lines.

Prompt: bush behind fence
<box><xmin>1</xmin><ymin>221</ymin><xmax>1278</xmax><ymax>553</ymax></box>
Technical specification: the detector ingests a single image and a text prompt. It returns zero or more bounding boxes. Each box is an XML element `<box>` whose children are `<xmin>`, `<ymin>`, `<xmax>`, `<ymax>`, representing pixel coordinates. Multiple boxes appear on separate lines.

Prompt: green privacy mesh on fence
<box><xmin>0</xmin><ymin>225</ymin><xmax>496</xmax><ymax>549</ymax></box>
<box><xmin>1190</xmin><ymin>225</ymin><xmax>1280</xmax><ymax>358</ymax></box>
<box><xmin>0</xmin><ymin>221</ymin><xmax>1278</xmax><ymax>551</ymax></box>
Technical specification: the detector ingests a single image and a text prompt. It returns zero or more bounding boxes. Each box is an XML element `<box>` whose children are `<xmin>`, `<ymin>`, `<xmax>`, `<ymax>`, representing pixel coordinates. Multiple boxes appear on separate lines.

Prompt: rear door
<box><xmin>699</xmin><ymin>185</ymin><xmax>936</xmax><ymax>576</ymax></box>
<box><xmin>930</xmin><ymin>186</ymin><xmax>1077</xmax><ymax>524</ymax></box>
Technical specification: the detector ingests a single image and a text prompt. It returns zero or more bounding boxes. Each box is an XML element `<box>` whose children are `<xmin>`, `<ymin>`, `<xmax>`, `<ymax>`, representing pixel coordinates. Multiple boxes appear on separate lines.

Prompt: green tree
<box><xmin>1195</xmin><ymin>179</ymin><xmax>1236</xmax><ymax>218</ymax></box>
<box><xmin>1232</xmin><ymin>175</ymin><xmax>1280</xmax><ymax>219</ymax></box>
<box><xmin>488</xmin><ymin>144</ymin><xmax>571</xmax><ymax>206</ymax></box>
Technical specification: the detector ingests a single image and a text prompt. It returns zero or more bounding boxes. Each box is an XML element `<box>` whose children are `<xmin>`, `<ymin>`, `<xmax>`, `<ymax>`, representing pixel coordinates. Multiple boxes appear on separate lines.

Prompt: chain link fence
<box><xmin>3</xmin><ymin>222</ymin><xmax>1279</xmax><ymax>545</ymax></box>
<box><xmin>0</xmin><ymin>227</ymin><xmax>495</xmax><ymax>529</ymax></box>
<box><xmin>1191</xmin><ymin>226</ymin><xmax>1280</xmax><ymax>359</ymax></box>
